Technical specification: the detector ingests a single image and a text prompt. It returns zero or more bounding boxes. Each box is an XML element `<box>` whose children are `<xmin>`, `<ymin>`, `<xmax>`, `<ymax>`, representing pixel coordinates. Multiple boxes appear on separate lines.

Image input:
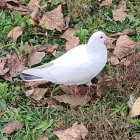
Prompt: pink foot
<box><xmin>73</xmin><ymin>87</ymin><xmax>81</xmax><ymax>95</ymax></box>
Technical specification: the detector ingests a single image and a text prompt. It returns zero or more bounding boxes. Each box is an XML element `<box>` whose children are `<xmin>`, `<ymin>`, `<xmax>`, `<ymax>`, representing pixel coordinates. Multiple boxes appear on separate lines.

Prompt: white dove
<box><xmin>20</xmin><ymin>31</ymin><xmax>108</xmax><ymax>87</ymax></box>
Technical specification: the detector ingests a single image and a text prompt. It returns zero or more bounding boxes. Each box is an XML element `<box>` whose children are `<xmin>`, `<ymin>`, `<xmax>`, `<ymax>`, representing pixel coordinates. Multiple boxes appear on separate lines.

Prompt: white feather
<box><xmin>20</xmin><ymin>31</ymin><xmax>107</xmax><ymax>86</ymax></box>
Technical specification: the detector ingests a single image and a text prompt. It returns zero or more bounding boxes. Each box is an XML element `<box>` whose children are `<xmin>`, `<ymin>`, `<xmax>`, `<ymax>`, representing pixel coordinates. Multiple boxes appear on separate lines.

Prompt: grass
<box><xmin>0</xmin><ymin>0</ymin><xmax>140</xmax><ymax>140</ymax></box>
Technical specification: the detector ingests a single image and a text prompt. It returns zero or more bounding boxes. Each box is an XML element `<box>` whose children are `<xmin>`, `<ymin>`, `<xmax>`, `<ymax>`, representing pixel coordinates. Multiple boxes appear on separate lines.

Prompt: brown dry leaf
<box><xmin>112</xmin><ymin>0</ymin><xmax>126</xmax><ymax>22</ymax></box>
<box><xmin>38</xmin><ymin>136</ymin><xmax>49</xmax><ymax>140</ymax></box>
<box><xmin>100</xmin><ymin>0</ymin><xmax>112</xmax><ymax>6</ymax></box>
<box><xmin>119</xmin><ymin>0</ymin><xmax>126</xmax><ymax>10</ymax></box>
<box><xmin>28</xmin><ymin>0</ymin><xmax>40</xmax><ymax>23</ymax></box>
<box><xmin>52</xmin><ymin>94</ymin><xmax>91</xmax><ymax>107</ymax></box>
<box><xmin>25</xmin><ymin>88</ymin><xmax>48</xmax><ymax>101</ymax></box>
<box><xmin>114</xmin><ymin>35</ymin><xmax>138</xmax><ymax>59</ymax></box>
<box><xmin>22</xmin><ymin>45</ymin><xmax>45</xmax><ymax>66</ymax></box>
<box><xmin>97</xmin><ymin>76</ymin><xmax>118</xmax><ymax>96</ymax></box>
<box><xmin>37</xmin><ymin>44</ymin><xmax>57</xmax><ymax>56</ymax></box>
<box><xmin>61</xmin><ymin>28</ymin><xmax>80</xmax><ymax>51</ymax></box>
<box><xmin>3</xmin><ymin>72</ymin><xmax>13</xmax><ymax>81</ymax></box>
<box><xmin>105</xmin><ymin>37</ymin><xmax>116</xmax><ymax>49</ymax></box>
<box><xmin>40</xmin><ymin>5</ymin><xmax>65</xmax><ymax>32</ymax></box>
<box><xmin>130</xmin><ymin>97</ymin><xmax>140</xmax><ymax>118</ymax></box>
<box><xmin>54</xmin><ymin>122</ymin><xmax>88</xmax><ymax>140</ymax></box>
<box><xmin>108</xmin><ymin>56</ymin><xmax>119</xmax><ymax>66</ymax></box>
<box><xmin>25</xmin><ymin>80</ymin><xmax>48</xmax><ymax>88</ymax></box>
<box><xmin>110</xmin><ymin>29</ymin><xmax>136</xmax><ymax>38</ymax></box>
<box><xmin>46</xmin><ymin>98</ymin><xmax>63</xmax><ymax>109</ymax></box>
<box><xmin>2</xmin><ymin>120</ymin><xmax>23</xmax><ymax>135</ymax></box>
<box><xmin>0</xmin><ymin>57</ymin><xmax>9</xmax><ymax>75</ymax></box>
<box><xmin>0</xmin><ymin>54</ymin><xmax>26</xmax><ymax>80</ymax></box>
<box><xmin>59</xmin><ymin>85</ymin><xmax>73</xmax><ymax>94</ymax></box>
<box><xmin>6</xmin><ymin>0</ymin><xmax>30</xmax><ymax>15</ymax></box>
<box><xmin>6</xmin><ymin>54</ymin><xmax>26</xmax><ymax>77</ymax></box>
<box><xmin>8</xmin><ymin>26</ymin><xmax>23</xmax><ymax>43</ymax></box>
<box><xmin>120</xmin><ymin>58</ymin><xmax>131</xmax><ymax>66</ymax></box>
<box><xmin>112</xmin><ymin>9</ymin><xmax>126</xmax><ymax>22</ymax></box>
<box><xmin>0</xmin><ymin>0</ymin><xmax>5</xmax><ymax>7</ymax></box>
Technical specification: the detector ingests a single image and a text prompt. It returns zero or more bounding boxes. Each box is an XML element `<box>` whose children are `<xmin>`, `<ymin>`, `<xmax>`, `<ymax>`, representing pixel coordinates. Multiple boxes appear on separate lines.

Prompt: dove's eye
<box><xmin>100</xmin><ymin>36</ymin><xmax>103</xmax><ymax>39</ymax></box>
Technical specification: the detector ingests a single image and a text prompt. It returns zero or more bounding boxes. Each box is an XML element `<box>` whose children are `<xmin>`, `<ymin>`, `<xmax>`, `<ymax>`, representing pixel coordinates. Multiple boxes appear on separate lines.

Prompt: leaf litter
<box><xmin>25</xmin><ymin>88</ymin><xmax>48</xmax><ymax>101</ymax></box>
<box><xmin>8</xmin><ymin>26</ymin><xmax>23</xmax><ymax>43</ymax></box>
<box><xmin>112</xmin><ymin>0</ymin><xmax>127</xmax><ymax>22</ymax></box>
<box><xmin>54</xmin><ymin>122</ymin><xmax>88</xmax><ymax>140</ymax></box>
<box><xmin>61</xmin><ymin>28</ymin><xmax>80</xmax><ymax>51</ymax></box>
<box><xmin>0</xmin><ymin>0</ymin><xmax>140</xmax><ymax>137</ymax></box>
<box><xmin>100</xmin><ymin>0</ymin><xmax>112</xmax><ymax>6</ymax></box>
<box><xmin>2</xmin><ymin>120</ymin><xmax>23</xmax><ymax>135</ymax></box>
<box><xmin>129</xmin><ymin>96</ymin><xmax>140</xmax><ymax>118</ymax></box>
<box><xmin>52</xmin><ymin>94</ymin><xmax>91</xmax><ymax>107</ymax></box>
<box><xmin>40</xmin><ymin>5</ymin><xmax>65</xmax><ymax>32</ymax></box>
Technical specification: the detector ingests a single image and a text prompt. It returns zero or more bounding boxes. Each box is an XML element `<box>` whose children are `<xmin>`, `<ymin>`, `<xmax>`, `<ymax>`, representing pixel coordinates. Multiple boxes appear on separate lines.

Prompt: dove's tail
<box><xmin>20</xmin><ymin>68</ymin><xmax>47</xmax><ymax>81</ymax></box>
<box><xmin>20</xmin><ymin>73</ymin><xmax>45</xmax><ymax>81</ymax></box>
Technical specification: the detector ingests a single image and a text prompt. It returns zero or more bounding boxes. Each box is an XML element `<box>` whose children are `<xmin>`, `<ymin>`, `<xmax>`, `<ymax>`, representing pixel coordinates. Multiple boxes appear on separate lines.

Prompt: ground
<box><xmin>0</xmin><ymin>0</ymin><xmax>140</xmax><ymax>140</ymax></box>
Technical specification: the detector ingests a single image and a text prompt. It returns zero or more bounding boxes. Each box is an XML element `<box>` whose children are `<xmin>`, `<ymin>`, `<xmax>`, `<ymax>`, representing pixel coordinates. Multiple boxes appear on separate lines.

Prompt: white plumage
<box><xmin>20</xmin><ymin>31</ymin><xmax>107</xmax><ymax>86</ymax></box>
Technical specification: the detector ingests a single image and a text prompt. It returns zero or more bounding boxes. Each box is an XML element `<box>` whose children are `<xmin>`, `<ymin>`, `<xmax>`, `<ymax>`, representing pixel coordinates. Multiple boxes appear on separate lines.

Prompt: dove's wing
<box><xmin>21</xmin><ymin>44</ymin><xmax>96</xmax><ymax>85</ymax></box>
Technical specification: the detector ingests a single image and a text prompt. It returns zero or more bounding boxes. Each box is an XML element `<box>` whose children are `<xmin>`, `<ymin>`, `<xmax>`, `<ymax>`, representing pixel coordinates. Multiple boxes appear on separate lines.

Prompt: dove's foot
<box><xmin>73</xmin><ymin>87</ymin><xmax>81</xmax><ymax>95</ymax></box>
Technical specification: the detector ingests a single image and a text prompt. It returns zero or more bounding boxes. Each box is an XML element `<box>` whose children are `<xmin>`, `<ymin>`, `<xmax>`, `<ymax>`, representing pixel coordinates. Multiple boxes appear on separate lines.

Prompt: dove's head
<box><xmin>87</xmin><ymin>31</ymin><xmax>107</xmax><ymax>50</ymax></box>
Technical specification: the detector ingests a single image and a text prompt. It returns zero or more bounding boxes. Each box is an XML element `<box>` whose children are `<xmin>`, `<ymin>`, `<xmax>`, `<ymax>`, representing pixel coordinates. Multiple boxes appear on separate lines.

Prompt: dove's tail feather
<box><xmin>20</xmin><ymin>73</ymin><xmax>45</xmax><ymax>81</ymax></box>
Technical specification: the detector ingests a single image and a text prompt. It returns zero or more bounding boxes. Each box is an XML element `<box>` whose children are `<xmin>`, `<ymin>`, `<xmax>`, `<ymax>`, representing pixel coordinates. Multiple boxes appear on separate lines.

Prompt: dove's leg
<box><xmin>70</xmin><ymin>86</ymin><xmax>84</xmax><ymax>94</ymax></box>
<box><xmin>73</xmin><ymin>87</ymin><xmax>81</xmax><ymax>95</ymax></box>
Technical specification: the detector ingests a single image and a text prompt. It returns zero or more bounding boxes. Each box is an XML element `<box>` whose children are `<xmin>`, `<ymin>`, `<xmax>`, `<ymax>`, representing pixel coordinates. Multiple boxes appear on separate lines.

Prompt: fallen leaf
<box><xmin>100</xmin><ymin>0</ymin><xmax>112</xmax><ymax>6</ymax></box>
<box><xmin>54</xmin><ymin>122</ymin><xmax>88</xmax><ymax>140</ymax></box>
<box><xmin>28</xmin><ymin>51</ymin><xmax>45</xmax><ymax>66</ymax></box>
<box><xmin>29</xmin><ymin>18</ymin><xmax>37</xmax><ymax>25</ymax></box>
<box><xmin>2</xmin><ymin>120</ymin><xmax>23</xmax><ymax>135</ymax></box>
<box><xmin>40</xmin><ymin>5</ymin><xmax>65</xmax><ymax>32</ymax></box>
<box><xmin>130</xmin><ymin>97</ymin><xmax>140</xmax><ymax>118</ymax></box>
<box><xmin>37</xmin><ymin>44</ymin><xmax>57</xmax><ymax>56</ymax></box>
<box><xmin>114</xmin><ymin>35</ymin><xmax>138</xmax><ymax>59</ymax></box>
<box><xmin>120</xmin><ymin>58</ymin><xmax>131</xmax><ymax>66</ymax></box>
<box><xmin>105</xmin><ymin>37</ymin><xmax>116</xmax><ymax>49</ymax></box>
<box><xmin>6</xmin><ymin>54</ymin><xmax>26</xmax><ymax>77</ymax></box>
<box><xmin>0</xmin><ymin>57</ymin><xmax>9</xmax><ymax>75</ymax></box>
<box><xmin>52</xmin><ymin>94</ymin><xmax>91</xmax><ymax>107</ymax></box>
<box><xmin>2</xmin><ymin>72</ymin><xmax>13</xmax><ymax>81</ymax></box>
<box><xmin>25</xmin><ymin>80</ymin><xmax>48</xmax><ymax>88</ymax></box>
<box><xmin>38</xmin><ymin>136</ymin><xmax>48</xmax><ymax>140</ymax></box>
<box><xmin>46</xmin><ymin>97</ymin><xmax>64</xmax><ymax>109</ymax></box>
<box><xmin>61</xmin><ymin>28</ymin><xmax>80</xmax><ymax>51</ymax></box>
<box><xmin>28</xmin><ymin>0</ymin><xmax>40</xmax><ymax>23</ymax></box>
<box><xmin>109</xmin><ymin>29</ymin><xmax>136</xmax><ymax>38</ymax></box>
<box><xmin>97</xmin><ymin>76</ymin><xmax>118</xmax><ymax>96</ymax></box>
<box><xmin>119</xmin><ymin>0</ymin><xmax>126</xmax><ymax>10</ymax></box>
<box><xmin>59</xmin><ymin>85</ymin><xmax>73</xmax><ymax>94</ymax></box>
<box><xmin>0</xmin><ymin>54</ymin><xmax>26</xmax><ymax>80</ymax></box>
<box><xmin>128</xmin><ymin>95</ymin><xmax>136</xmax><ymax>109</ymax></box>
<box><xmin>112</xmin><ymin>0</ymin><xmax>127</xmax><ymax>22</ymax></box>
<box><xmin>6</xmin><ymin>0</ymin><xmax>30</xmax><ymax>15</ymax></box>
<box><xmin>0</xmin><ymin>0</ymin><xmax>5</xmax><ymax>7</ymax></box>
<box><xmin>8</xmin><ymin>26</ymin><xmax>23</xmax><ymax>43</ymax></box>
<box><xmin>108</xmin><ymin>56</ymin><xmax>119</xmax><ymax>66</ymax></box>
<box><xmin>22</xmin><ymin>45</ymin><xmax>45</xmax><ymax>66</ymax></box>
<box><xmin>25</xmin><ymin>88</ymin><xmax>48</xmax><ymax>101</ymax></box>
<box><xmin>112</xmin><ymin>9</ymin><xmax>126</xmax><ymax>22</ymax></box>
